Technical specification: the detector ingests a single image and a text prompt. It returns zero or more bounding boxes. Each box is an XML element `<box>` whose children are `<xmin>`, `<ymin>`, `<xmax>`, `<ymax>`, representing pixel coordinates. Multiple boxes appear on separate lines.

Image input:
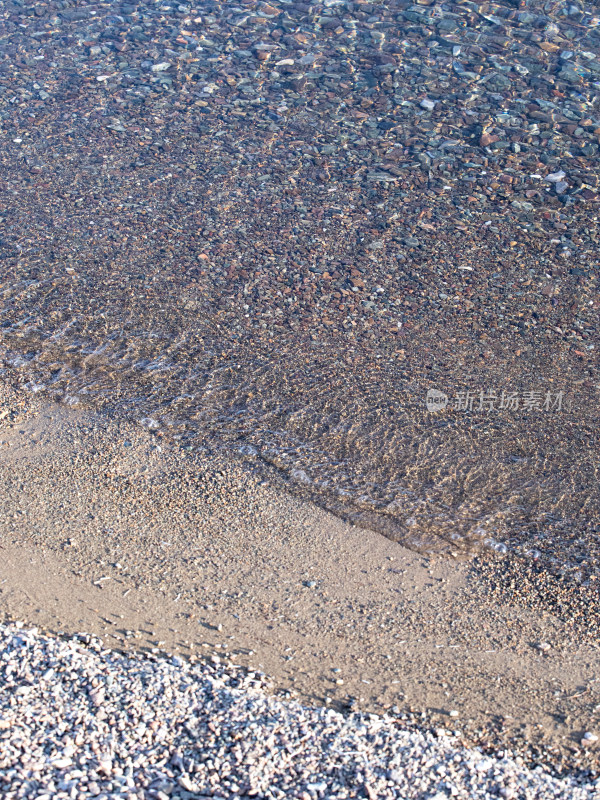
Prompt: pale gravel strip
<box><xmin>0</xmin><ymin>623</ymin><xmax>597</xmax><ymax>800</ymax></box>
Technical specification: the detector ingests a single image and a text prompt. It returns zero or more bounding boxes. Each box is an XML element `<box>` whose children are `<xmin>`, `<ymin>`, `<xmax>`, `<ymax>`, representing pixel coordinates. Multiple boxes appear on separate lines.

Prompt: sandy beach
<box><xmin>1</xmin><ymin>0</ymin><xmax>600</xmax><ymax>793</ymax></box>
<box><xmin>1</xmin><ymin>379</ymin><xmax>599</xmax><ymax>789</ymax></box>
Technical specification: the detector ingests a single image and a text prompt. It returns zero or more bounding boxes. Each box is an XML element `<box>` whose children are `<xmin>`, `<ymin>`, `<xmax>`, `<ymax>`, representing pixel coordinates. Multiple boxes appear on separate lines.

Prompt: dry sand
<box><xmin>0</xmin><ymin>380</ymin><xmax>599</xmax><ymax>779</ymax></box>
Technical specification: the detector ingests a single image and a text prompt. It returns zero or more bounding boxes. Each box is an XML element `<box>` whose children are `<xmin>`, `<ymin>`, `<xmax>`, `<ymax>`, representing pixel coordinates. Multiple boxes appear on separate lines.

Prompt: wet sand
<box><xmin>1</xmin><ymin>380</ymin><xmax>599</xmax><ymax>780</ymax></box>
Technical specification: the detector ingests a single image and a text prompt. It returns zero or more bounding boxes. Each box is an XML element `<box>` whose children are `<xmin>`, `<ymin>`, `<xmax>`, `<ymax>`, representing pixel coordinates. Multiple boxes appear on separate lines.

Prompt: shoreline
<box><xmin>0</xmin><ymin>379</ymin><xmax>599</xmax><ymax>780</ymax></box>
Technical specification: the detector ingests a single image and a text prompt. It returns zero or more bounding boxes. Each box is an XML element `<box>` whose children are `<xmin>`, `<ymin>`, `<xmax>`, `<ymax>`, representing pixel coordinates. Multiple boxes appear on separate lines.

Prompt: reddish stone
<box><xmin>480</xmin><ymin>133</ymin><xmax>499</xmax><ymax>147</ymax></box>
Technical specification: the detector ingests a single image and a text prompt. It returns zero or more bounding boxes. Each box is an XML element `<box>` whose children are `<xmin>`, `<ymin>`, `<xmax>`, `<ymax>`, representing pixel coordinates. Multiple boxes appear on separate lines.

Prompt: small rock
<box><xmin>178</xmin><ymin>774</ymin><xmax>199</xmax><ymax>791</ymax></box>
<box><xmin>480</xmin><ymin>133</ymin><xmax>499</xmax><ymax>147</ymax></box>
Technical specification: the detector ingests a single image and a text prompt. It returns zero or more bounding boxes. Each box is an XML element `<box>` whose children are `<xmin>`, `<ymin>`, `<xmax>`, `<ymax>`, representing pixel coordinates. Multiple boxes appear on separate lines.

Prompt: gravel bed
<box><xmin>0</xmin><ymin>622</ymin><xmax>598</xmax><ymax>800</ymax></box>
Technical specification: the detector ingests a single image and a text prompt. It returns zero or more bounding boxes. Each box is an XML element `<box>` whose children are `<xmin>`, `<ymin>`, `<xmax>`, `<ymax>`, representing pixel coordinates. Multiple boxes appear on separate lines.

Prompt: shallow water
<box><xmin>1</xmin><ymin>0</ymin><xmax>599</xmax><ymax>582</ymax></box>
<box><xmin>2</xmin><ymin>291</ymin><xmax>598</xmax><ymax>579</ymax></box>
